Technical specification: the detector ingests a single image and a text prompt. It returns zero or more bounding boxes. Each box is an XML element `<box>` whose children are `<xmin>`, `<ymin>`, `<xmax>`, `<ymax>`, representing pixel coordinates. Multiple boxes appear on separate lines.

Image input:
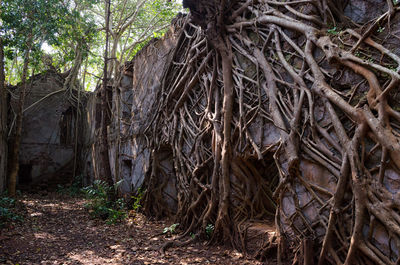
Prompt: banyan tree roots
<box><xmin>142</xmin><ymin>0</ymin><xmax>400</xmax><ymax>264</ymax></box>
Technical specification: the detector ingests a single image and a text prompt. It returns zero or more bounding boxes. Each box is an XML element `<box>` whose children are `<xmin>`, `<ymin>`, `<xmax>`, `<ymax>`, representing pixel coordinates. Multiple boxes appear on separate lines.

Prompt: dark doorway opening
<box><xmin>59</xmin><ymin>107</ymin><xmax>75</xmax><ymax>145</ymax></box>
<box><xmin>19</xmin><ymin>164</ymin><xmax>33</xmax><ymax>185</ymax></box>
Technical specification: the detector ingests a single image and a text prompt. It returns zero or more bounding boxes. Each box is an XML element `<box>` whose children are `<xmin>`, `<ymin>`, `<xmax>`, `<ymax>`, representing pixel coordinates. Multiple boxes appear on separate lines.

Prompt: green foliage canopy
<box><xmin>1</xmin><ymin>0</ymin><xmax>99</xmax><ymax>84</ymax></box>
<box><xmin>0</xmin><ymin>0</ymin><xmax>182</xmax><ymax>89</ymax></box>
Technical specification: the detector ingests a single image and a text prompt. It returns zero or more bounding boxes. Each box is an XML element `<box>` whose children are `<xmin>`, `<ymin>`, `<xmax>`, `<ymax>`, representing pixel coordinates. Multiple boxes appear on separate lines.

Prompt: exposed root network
<box><xmin>143</xmin><ymin>1</ymin><xmax>400</xmax><ymax>264</ymax></box>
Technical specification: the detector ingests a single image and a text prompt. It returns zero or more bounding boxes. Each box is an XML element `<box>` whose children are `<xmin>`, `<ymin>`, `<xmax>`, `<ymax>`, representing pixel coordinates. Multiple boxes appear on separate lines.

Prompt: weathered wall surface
<box><xmin>88</xmin><ymin>25</ymin><xmax>182</xmax><ymax>211</ymax></box>
<box><xmin>9</xmin><ymin>71</ymin><xmax>84</xmax><ymax>186</ymax></box>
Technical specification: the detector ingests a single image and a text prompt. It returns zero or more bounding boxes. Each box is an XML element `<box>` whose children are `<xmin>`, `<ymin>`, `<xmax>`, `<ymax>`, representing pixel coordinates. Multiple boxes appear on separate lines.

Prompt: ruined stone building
<box><xmin>7</xmin><ymin>70</ymin><xmax>87</xmax><ymax>188</ymax></box>
<box><xmin>2</xmin><ymin>0</ymin><xmax>400</xmax><ymax>263</ymax></box>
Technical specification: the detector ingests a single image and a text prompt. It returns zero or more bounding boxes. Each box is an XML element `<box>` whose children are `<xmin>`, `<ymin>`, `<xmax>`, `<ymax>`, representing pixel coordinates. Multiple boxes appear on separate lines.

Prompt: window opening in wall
<box><xmin>121</xmin><ymin>159</ymin><xmax>132</xmax><ymax>178</ymax></box>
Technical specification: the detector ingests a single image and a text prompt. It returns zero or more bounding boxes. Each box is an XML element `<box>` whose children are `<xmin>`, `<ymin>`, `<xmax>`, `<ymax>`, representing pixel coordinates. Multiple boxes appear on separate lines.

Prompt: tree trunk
<box><xmin>63</xmin><ymin>44</ymin><xmax>83</xmax><ymax>91</ymax></box>
<box><xmin>0</xmin><ymin>38</ymin><xmax>7</xmax><ymax>192</ymax></box>
<box><xmin>109</xmin><ymin>37</ymin><xmax>119</xmax><ymax>78</ymax></box>
<box><xmin>8</xmin><ymin>42</ymin><xmax>31</xmax><ymax>197</ymax></box>
<box><xmin>100</xmin><ymin>0</ymin><xmax>115</xmax><ymax>199</ymax></box>
<box><xmin>214</xmin><ymin>39</ymin><xmax>234</xmax><ymax>243</ymax></box>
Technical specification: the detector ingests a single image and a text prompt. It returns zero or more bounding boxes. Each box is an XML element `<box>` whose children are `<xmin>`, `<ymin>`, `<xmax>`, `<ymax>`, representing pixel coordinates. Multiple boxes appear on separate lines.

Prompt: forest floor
<box><xmin>0</xmin><ymin>192</ymin><xmax>265</xmax><ymax>265</ymax></box>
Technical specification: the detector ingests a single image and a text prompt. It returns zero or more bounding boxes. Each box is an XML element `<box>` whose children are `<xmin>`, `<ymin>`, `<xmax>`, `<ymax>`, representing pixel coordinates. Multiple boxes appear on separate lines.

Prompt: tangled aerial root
<box><xmin>142</xmin><ymin>0</ymin><xmax>400</xmax><ymax>263</ymax></box>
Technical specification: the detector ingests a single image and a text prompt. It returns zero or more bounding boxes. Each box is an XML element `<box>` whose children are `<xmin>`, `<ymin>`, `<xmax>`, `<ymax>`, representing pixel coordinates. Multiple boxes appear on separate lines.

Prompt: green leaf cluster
<box><xmin>0</xmin><ymin>195</ymin><xmax>23</xmax><ymax>228</ymax></box>
<box><xmin>163</xmin><ymin>223</ymin><xmax>179</xmax><ymax>234</ymax></box>
<box><xmin>205</xmin><ymin>223</ymin><xmax>214</xmax><ymax>238</ymax></box>
<box><xmin>131</xmin><ymin>187</ymin><xmax>144</xmax><ymax>211</ymax></box>
<box><xmin>1</xmin><ymin>0</ymin><xmax>182</xmax><ymax>89</ymax></box>
<box><xmin>82</xmin><ymin>180</ymin><xmax>127</xmax><ymax>224</ymax></box>
<box><xmin>56</xmin><ymin>175</ymin><xmax>84</xmax><ymax>197</ymax></box>
<box><xmin>1</xmin><ymin>0</ymin><xmax>100</xmax><ymax>85</ymax></box>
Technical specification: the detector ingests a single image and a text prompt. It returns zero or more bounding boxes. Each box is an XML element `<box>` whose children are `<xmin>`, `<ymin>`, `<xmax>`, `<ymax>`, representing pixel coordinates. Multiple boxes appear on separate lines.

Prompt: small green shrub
<box><xmin>57</xmin><ymin>175</ymin><xmax>84</xmax><ymax>196</ymax></box>
<box><xmin>327</xmin><ymin>26</ymin><xmax>339</xmax><ymax>35</ymax></box>
<box><xmin>0</xmin><ymin>195</ymin><xmax>23</xmax><ymax>228</ymax></box>
<box><xmin>131</xmin><ymin>188</ymin><xmax>144</xmax><ymax>211</ymax></box>
<box><xmin>82</xmin><ymin>180</ymin><xmax>127</xmax><ymax>224</ymax></box>
<box><xmin>106</xmin><ymin>198</ymin><xmax>126</xmax><ymax>224</ymax></box>
<box><xmin>205</xmin><ymin>223</ymin><xmax>214</xmax><ymax>238</ymax></box>
<box><xmin>163</xmin><ymin>223</ymin><xmax>179</xmax><ymax>234</ymax></box>
<box><xmin>377</xmin><ymin>26</ymin><xmax>385</xmax><ymax>33</ymax></box>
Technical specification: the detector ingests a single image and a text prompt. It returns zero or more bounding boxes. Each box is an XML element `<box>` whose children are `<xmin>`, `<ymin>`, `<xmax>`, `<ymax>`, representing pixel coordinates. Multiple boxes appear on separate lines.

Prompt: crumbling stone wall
<box><xmin>9</xmin><ymin>70</ymin><xmax>85</xmax><ymax>186</ymax></box>
<box><xmin>86</xmin><ymin>23</ymin><xmax>182</xmax><ymax>212</ymax></box>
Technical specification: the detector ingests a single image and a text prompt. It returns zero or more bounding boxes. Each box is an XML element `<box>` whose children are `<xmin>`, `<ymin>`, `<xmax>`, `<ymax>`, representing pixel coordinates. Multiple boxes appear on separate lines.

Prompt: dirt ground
<box><xmin>0</xmin><ymin>192</ymin><xmax>265</xmax><ymax>265</ymax></box>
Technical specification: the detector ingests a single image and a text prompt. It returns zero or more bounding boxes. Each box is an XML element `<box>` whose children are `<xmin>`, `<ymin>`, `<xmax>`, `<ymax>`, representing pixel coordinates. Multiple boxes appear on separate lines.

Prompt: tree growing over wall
<box><xmin>141</xmin><ymin>0</ymin><xmax>400</xmax><ymax>264</ymax></box>
<box><xmin>88</xmin><ymin>0</ymin><xmax>180</xmax><ymax>191</ymax></box>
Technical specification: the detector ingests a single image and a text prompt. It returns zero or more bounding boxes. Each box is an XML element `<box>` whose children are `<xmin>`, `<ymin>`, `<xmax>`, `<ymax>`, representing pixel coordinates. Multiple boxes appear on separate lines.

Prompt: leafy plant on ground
<box><xmin>131</xmin><ymin>188</ymin><xmax>144</xmax><ymax>211</ymax></box>
<box><xmin>57</xmin><ymin>175</ymin><xmax>84</xmax><ymax>196</ymax></box>
<box><xmin>205</xmin><ymin>224</ymin><xmax>214</xmax><ymax>239</ymax></box>
<box><xmin>163</xmin><ymin>223</ymin><xmax>179</xmax><ymax>235</ymax></box>
<box><xmin>106</xmin><ymin>198</ymin><xmax>126</xmax><ymax>225</ymax></box>
<box><xmin>377</xmin><ymin>26</ymin><xmax>385</xmax><ymax>33</ymax></box>
<box><xmin>0</xmin><ymin>194</ymin><xmax>23</xmax><ymax>228</ymax></box>
<box><xmin>327</xmin><ymin>26</ymin><xmax>339</xmax><ymax>35</ymax></box>
<box><xmin>82</xmin><ymin>180</ymin><xmax>127</xmax><ymax>224</ymax></box>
